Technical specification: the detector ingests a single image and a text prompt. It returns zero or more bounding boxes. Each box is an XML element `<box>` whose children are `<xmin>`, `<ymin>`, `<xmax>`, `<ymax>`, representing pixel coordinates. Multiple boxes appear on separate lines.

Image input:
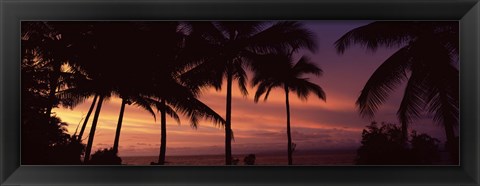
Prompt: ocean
<box><xmin>121</xmin><ymin>150</ymin><xmax>357</xmax><ymax>166</ymax></box>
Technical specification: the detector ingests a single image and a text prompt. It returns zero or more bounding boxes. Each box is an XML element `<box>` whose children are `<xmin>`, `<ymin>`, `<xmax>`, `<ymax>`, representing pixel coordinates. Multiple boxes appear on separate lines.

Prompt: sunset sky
<box><xmin>52</xmin><ymin>21</ymin><xmax>450</xmax><ymax>157</ymax></box>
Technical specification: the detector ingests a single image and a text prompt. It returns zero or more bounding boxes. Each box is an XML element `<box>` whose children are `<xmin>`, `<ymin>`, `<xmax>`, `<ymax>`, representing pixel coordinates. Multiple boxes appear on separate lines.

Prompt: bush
<box><xmin>88</xmin><ymin>148</ymin><xmax>122</xmax><ymax>165</ymax></box>
<box><xmin>410</xmin><ymin>131</ymin><xmax>440</xmax><ymax>164</ymax></box>
<box><xmin>22</xmin><ymin>115</ymin><xmax>86</xmax><ymax>165</ymax></box>
<box><xmin>49</xmin><ymin>136</ymin><xmax>86</xmax><ymax>165</ymax></box>
<box><xmin>356</xmin><ymin>122</ymin><xmax>440</xmax><ymax>165</ymax></box>
<box><xmin>243</xmin><ymin>154</ymin><xmax>256</xmax><ymax>165</ymax></box>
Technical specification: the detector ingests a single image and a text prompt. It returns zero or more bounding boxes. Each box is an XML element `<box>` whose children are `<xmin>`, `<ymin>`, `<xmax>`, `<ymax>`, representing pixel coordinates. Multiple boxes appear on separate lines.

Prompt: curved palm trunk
<box><xmin>77</xmin><ymin>94</ymin><xmax>98</xmax><ymax>141</ymax></box>
<box><xmin>225</xmin><ymin>66</ymin><xmax>233</xmax><ymax>165</ymax></box>
<box><xmin>113</xmin><ymin>98</ymin><xmax>127</xmax><ymax>154</ymax></box>
<box><xmin>285</xmin><ymin>85</ymin><xmax>293</xmax><ymax>165</ymax></box>
<box><xmin>84</xmin><ymin>94</ymin><xmax>105</xmax><ymax>163</ymax></box>
<box><xmin>158</xmin><ymin>99</ymin><xmax>167</xmax><ymax>165</ymax></box>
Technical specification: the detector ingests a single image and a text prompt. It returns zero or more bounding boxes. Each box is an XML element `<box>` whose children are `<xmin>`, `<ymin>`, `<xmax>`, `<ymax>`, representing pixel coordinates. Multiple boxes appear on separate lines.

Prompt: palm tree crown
<box><xmin>335</xmin><ymin>21</ymin><xmax>458</xmax><ymax>162</ymax></box>
<box><xmin>181</xmin><ymin>21</ymin><xmax>318</xmax><ymax>165</ymax></box>
<box><xmin>252</xmin><ymin>51</ymin><xmax>326</xmax><ymax>165</ymax></box>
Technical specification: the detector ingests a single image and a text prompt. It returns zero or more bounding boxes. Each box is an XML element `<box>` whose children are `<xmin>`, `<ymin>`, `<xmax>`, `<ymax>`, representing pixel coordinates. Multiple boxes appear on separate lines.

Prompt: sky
<box><xmin>52</xmin><ymin>21</ymin><xmax>450</xmax><ymax>157</ymax></box>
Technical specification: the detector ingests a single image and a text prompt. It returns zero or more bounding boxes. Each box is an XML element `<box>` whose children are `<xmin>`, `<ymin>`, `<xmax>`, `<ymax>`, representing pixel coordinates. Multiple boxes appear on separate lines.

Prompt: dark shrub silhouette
<box><xmin>356</xmin><ymin>122</ymin><xmax>440</xmax><ymax>165</ymax></box>
<box><xmin>244</xmin><ymin>154</ymin><xmax>256</xmax><ymax>165</ymax></box>
<box><xmin>49</xmin><ymin>136</ymin><xmax>86</xmax><ymax>165</ymax></box>
<box><xmin>410</xmin><ymin>131</ymin><xmax>440</xmax><ymax>164</ymax></box>
<box><xmin>231</xmin><ymin>157</ymin><xmax>240</xmax><ymax>165</ymax></box>
<box><xmin>88</xmin><ymin>148</ymin><xmax>122</xmax><ymax>165</ymax></box>
<box><xmin>21</xmin><ymin>96</ymin><xmax>85</xmax><ymax>165</ymax></box>
<box><xmin>356</xmin><ymin>122</ymin><xmax>409</xmax><ymax>164</ymax></box>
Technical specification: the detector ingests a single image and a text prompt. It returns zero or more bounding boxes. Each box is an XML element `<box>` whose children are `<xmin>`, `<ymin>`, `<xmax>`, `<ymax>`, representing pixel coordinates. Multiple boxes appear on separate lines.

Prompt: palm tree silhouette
<box><xmin>111</xmin><ymin>94</ymin><xmax>157</xmax><ymax>154</ymax></box>
<box><xmin>148</xmin><ymin>87</ymin><xmax>226</xmax><ymax>165</ymax></box>
<box><xmin>74</xmin><ymin>22</ymin><xmax>130</xmax><ymax>162</ymax></box>
<box><xmin>335</xmin><ymin>21</ymin><xmax>458</xmax><ymax>159</ymax></box>
<box><xmin>182</xmin><ymin>21</ymin><xmax>317</xmax><ymax>165</ymax></box>
<box><xmin>102</xmin><ymin>22</ymin><xmax>226</xmax><ymax>164</ymax></box>
<box><xmin>27</xmin><ymin>21</ymin><xmax>114</xmax><ymax>163</ymax></box>
<box><xmin>75</xmin><ymin>95</ymin><xmax>97</xmax><ymax>141</ymax></box>
<box><xmin>251</xmin><ymin>51</ymin><xmax>326</xmax><ymax>165</ymax></box>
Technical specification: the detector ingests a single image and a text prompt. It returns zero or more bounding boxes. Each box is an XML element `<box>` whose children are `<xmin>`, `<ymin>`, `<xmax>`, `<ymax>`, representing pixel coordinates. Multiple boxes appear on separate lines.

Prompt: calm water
<box><xmin>121</xmin><ymin>151</ymin><xmax>357</xmax><ymax>166</ymax></box>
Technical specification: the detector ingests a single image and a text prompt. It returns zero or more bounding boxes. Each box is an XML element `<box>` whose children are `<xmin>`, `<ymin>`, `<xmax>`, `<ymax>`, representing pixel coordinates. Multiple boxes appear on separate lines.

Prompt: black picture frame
<box><xmin>1</xmin><ymin>0</ymin><xmax>479</xmax><ymax>185</ymax></box>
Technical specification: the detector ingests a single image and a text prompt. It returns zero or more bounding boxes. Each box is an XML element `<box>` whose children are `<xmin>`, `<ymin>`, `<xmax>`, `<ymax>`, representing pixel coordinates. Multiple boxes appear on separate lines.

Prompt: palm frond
<box><xmin>335</xmin><ymin>21</ymin><xmax>417</xmax><ymax>54</ymax></box>
<box><xmin>164</xmin><ymin>104</ymin><xmax>181</xmax><ymax>125</ymax></box>
<box><xmin>130</xmin><ymin>96</ymin><xmax>156</xmax><ymax>121</ymax></box>
<box><xmin>292</xmin><ymin>56</ymin><xmax>322</xmax><ymax>77</ymax></box>
<box><xmin>253</xmin><ymin>80</ymin><xmax>277</xmax><ymax>102</ymax></box>
<box><xmin>290</xmin><ymin>78</ymin><xmax>326</xmax><ymax>101</ymax></box>
<box><xmin>248</xmin><ymin>21</ymin><xmax>318</xmax><ymax>54</ymax></box>
<box><xmin>356</xmin><ymin>46</ymin><xmax>412</xmax><ymax>118</ymax></box>
<box><xmin>171</xmin><ymin>96</ymin><xmax>226</xmax><ymax>128</ymax></box>
<box><xmin>252</xmin><ymin>52</ymin><xmax>325</xmax><ymax>103</ymax></box>
<box><xmin>216</xmin><ymin>21</ymin><xmax>265</xmax><ymax>39</ymax></box>
<box><xmin>397</xmin><ymin>70</ymin><xmax>428</xmax><ymax>125</ymax></box>
<box><xmin>424</xmin><ymin>66</ymin><xmax>459</xmax><ymax>127</ymax></box>
<box><xmin>56</xmin><ymin>87</ymin><xmax>95</xmax><ymax>109</ymax></box>
<box><xmin>180</xmin><ymin>55</ymin><xmax>228</xmax><ymax>92</ymax></box>
<box><xmin>401</xmin><ymin>33</ymin><xmax>459</xmax><ymax>128</ymax></box>
<box><xmin>233</xmin><ymin>60</ymin><xmax>249</xmax><ymax>96</ymax></box>
<box><xmin>187</xmin><ymin>22</ymin><xmax>227</xmax><ymax>45</ymax></box>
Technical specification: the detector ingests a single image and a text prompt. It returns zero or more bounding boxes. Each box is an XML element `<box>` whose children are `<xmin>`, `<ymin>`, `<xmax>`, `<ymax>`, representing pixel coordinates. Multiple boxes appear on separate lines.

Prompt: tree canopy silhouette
<box><xmin>335</xmin><ymin>21</ymin><xmax>458</xmax><ymax>162</ymax></box>
<box><xmin>181</xmin><ymin>21</ymin><xmax>318</xmax><ymax>165</ymax></box>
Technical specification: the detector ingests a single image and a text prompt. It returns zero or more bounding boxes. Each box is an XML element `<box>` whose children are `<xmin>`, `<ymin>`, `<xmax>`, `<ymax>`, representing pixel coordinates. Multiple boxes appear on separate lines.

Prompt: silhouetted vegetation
<box><xmin>88</xmin><ymin>148</ymin><xmax>122</xmax><ymax>165</ymax></box>
<box><xmin>182</xmin><ymin>21</ymin><xmax>318</xmax><ymax>165</ymax></box>
<box><xmin>20</xmin><ymin>21</ymin><xmax>459</xmax><ymax>166</ymax></box>
<box><xmin>356</xmin><ymin>122</ymin><xmax>441</xmax><ymax>165</ymax></box>
<box><xmin>336</xmin><ymin>21</ymin><xmax>459</xmax><ymax>161</ymax></box>
<box><xmin>22</xmin><ymin>22</ymin><xmax>86</xmax><ymax>164</ymax></box>
<box><xmin>251</xmin><ymin>50</ymin><xmax>325</xmax><ymax>165</ymax></box>
<box><xmin>21</xmin><ymin>21</ymin><xmax>226</xmax><ymax>165</ymax></box>
<box><xmin>244</xmin><ymin>154</ymin><xmax>256</xmax><ymax>165</ymax></box>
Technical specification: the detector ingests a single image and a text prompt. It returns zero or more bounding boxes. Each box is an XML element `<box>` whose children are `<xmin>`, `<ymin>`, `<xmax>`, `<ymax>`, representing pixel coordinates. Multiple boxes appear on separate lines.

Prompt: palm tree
<box><xmin>334</xmin><ymin>21</ymin><xmax>458</xmax><ymax>160</ymax></box>
<box><xmin>181</xmin><ymin>21</ymin><xmax>317</xmax><ymax>165</ymax></box>
<box><xmin>102</xmin><ymin>22</ymin><xmax>226</xmax><ymax>164</ymax></box>
<box><xmin>29</xmin><ymin>22</ymin><xmax>108</xmax><ymax>162</ymax></box>
<box><xmin>251</xmin><ymin>51</ymin><xmax>326</xmax><ymax>165</ymax></box>
<box><xmin>147</xmin><ymin>23</ymin><xmax>227</xmax><ymax>164</ymax></box>
<box><xmin>77</xmin><ymin>94</ymin><xmax>97</xmax><ymax>141</ymax></box>
<box><xmin>111</xmin><ymin>95</ymin><xmax>157</xmax><ymax>154</ymax></box>
<box><xmin>72</xmin><ymin>22</ymin><xmax>127</xmax><ymax>162</ymax></box>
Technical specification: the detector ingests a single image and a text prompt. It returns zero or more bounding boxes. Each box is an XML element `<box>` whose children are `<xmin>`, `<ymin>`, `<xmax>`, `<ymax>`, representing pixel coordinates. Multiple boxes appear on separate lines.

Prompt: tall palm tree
<box><xmin>111</xmin><ymin>95</ymin><xmax>156</xmax><ymax>154</ymax></box>
<box><xmin>73</xmin><ymin>22</ymin><xmax>127</xmax><ymax>162</ymax></box>
<box><xmin>146</xmin><ymin>87</ymin><xmax>226</xmax><ymax>165</ymax></box>
<box><xmin>334</xmin><ymin>21</ymin><xmax>458</xmax><ymax>158</ymax></box>
<box><xmin>182</xmin><ymin>21</ymin><xmax>317</xmax><ymax>165</ymax></box>
<box><xmin>103</xmin><ymin>22</ymin><xmax>226</xmax><ymax>164</ymax></box>
<box><xmin>251</xmin><ymin>51</ymin><xmax>326</xmax><ymax>165</ymax></box>
<box><xmin>77</xmin><ymin>94</ymin><xmax>97</xmax><ymax>141</ymax></box>
<box><xmin>147</xmin><ymin>29</ymin><xmax>227</xmax><ymax>164</ymax></box>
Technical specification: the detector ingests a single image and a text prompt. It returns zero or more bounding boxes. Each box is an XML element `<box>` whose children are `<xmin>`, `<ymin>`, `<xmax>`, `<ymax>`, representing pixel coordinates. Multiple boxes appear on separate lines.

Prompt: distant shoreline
<box><xmin>120</xmin><ymin>148</ymin><xmax>358</xmax><ymax>158</ymax></box>
<box><xmin>120</xmin><ymin>150</ymin><xmax>358</xmax><ymax>165</ymax></box>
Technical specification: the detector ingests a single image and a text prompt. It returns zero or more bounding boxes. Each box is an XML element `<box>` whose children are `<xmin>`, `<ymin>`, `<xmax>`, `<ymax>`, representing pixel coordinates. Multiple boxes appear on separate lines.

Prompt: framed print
<box><xmin>1</xmin><ymin>0</ymin><xmax>479</xmax><ymax>185</ymax></box>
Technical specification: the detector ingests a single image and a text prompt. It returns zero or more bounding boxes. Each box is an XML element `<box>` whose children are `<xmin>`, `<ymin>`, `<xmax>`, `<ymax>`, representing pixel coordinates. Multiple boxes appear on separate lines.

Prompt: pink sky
<box><xmin>52</xmin><ymin>21</ymin><xmax>449</xmax><ymax>157</ymax></box>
